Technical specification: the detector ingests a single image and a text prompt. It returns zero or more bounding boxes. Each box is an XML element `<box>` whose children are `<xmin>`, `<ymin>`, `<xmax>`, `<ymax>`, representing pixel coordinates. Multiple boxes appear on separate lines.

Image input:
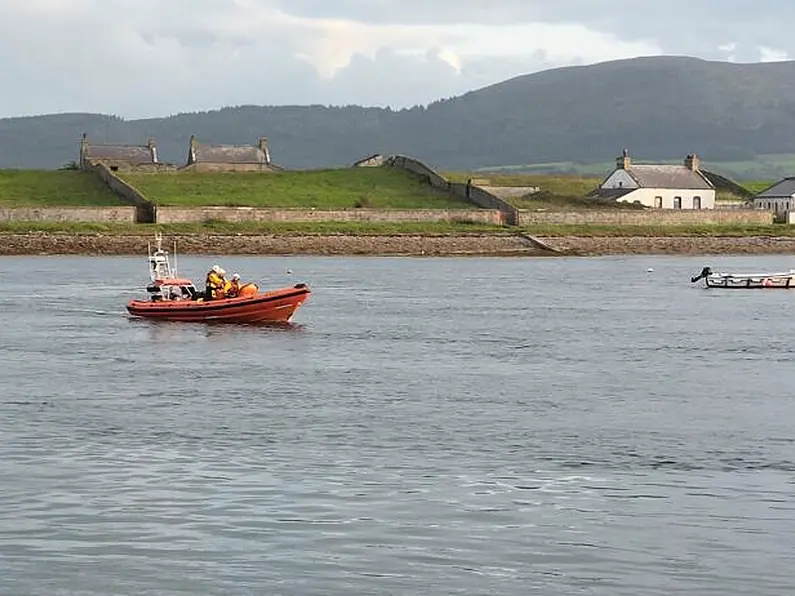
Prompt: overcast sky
<box><xmin>0</xmin><ymin>0</ymin><xmax>792</xmax><ymax>119</ymax></box>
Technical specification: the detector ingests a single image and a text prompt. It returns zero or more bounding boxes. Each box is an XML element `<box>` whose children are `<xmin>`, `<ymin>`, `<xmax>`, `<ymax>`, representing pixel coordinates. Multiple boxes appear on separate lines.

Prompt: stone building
<box><xmin>79</xmin><ymin>134</ymin><xmax>160</xmax><ymax>171</ymax></box>
<box><xmin>183</xmin><ymin>135</ymin><xmax>281</xmax><ymax>172</ymax></box>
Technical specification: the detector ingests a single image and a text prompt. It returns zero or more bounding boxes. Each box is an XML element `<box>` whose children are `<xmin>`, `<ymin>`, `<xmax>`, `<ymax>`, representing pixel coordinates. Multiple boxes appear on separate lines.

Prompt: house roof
<box><xmin>623</xmin><ymin>164</ymin><xmax>713</xmax><ymax>190</ymax></box>
<box><xmin>755</xmin><ymin>177</ymin><xmax>795</xmax><ymax>199</ymax></box>
<box><xmin>192</xmin><ymin>142</ymin><xmax>266</xmax><ymax>164</ymax></box>
<box><xmin>85</xmin><ymin>144</ymin><xmax>155</xmax><ymax>164</ymax></box>
<box><xmin>589</xmin><ymin>187</ymin><xmax>636</xmax><ymax>200</ymax></box>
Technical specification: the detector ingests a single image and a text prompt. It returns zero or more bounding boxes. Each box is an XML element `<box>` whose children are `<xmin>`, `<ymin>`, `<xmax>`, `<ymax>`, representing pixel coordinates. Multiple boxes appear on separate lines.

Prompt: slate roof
<box><xmin>588</xmin><ymin>187</ymin><xmax>635</xmax><ymax>199</ymax></box>
<box><xmin>85</xmin><ymin>144</ymin><xmax>155</xmax><ymax>164</ymax></box>
<box><xmin>755</xmin><ymin>177</ymin><xmax>795</xmax><ymax>198</ymax></box>
<box><xmin>192</xmin><ymin>142</ymin><xmax>267</xmax><ymax>164</ymax></box>
<box><xmin>623</xmin><ymin>165</ymin><xmax>713</xmax><ymax>190</ymax></box>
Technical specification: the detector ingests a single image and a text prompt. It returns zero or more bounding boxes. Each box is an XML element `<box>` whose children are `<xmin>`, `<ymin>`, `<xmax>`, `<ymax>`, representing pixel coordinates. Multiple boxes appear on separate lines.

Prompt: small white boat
<box><xmin>691</xmin><ymin>266</ymin><xmax>795</xmax><ymax>289</ymax></box>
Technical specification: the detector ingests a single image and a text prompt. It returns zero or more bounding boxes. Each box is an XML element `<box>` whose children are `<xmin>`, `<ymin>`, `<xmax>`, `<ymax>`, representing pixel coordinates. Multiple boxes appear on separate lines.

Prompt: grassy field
<box><xmin>120</xmin><ymin>168</ymin><xmax>471</xmax><ymax>209</ymax></box>
<box><xmin>0</xmin><ymin>170</ymin><xmax>124</xmax><ymax>206</ymax></box>
<box><xmin>444</xmin><ymin>171</ymin><xmax>602</xmax><ymax>196</ymax></box>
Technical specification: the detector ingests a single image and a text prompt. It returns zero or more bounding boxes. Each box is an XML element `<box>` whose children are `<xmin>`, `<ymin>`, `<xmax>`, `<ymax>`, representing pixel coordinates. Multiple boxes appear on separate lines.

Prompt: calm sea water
<box><xmin>1</xmin><ymin>254</ymin><xmax>795</xmax><ymax>595</ymax></box>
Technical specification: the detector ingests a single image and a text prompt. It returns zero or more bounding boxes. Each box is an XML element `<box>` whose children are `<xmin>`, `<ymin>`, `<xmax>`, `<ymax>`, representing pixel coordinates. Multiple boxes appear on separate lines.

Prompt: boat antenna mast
<box><xmin>148</xmin><ymin>231</ymin><xmax>175</xmax><ymax>282</ymax></box>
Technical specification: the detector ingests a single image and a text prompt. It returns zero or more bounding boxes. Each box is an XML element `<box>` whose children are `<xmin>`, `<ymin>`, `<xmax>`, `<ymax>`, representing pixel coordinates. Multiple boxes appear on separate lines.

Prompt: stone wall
<box><xmin>155</xmin><ymin>206</ymin><xmax>504</xmax><ymax>225</ymax></box>
<box><xmin>386</xmin><ymin>155</ymin><xmax>519</xmax><ymax>224</ymax></box>
<box><xmin>86</xmin><ymin>162</ymin><xmax>155</xmax><ymax>223</ymax></box>
<box><xmin>480</xmin><ymin>185</ymin><xmax>541</xmax><ymax>199</ymax></box>
<box><xmin>0</xmin><ymin>207</ymin><xmax>136</xmax><ymax>222</ymax></box>
<box><xmin>517</xmin><ymin>209</ymin><xmax>774</xmax><ymax>226</ymax></box>
<box><xmin>180</xmin><ymin>163</ymin><xmax>283</xmax><ymax>173</ymax></box>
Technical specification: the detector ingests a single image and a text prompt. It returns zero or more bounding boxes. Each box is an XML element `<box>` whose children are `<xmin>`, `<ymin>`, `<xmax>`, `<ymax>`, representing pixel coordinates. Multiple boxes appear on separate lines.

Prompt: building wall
<box><xmin>517</xmin><ymin>208</ymin><xmax>772</xmax><ymax>226</ymax></box>
<box><xmin>617</xmin><ymin>188</ymin><xmax>716</xmax><ymax>209</ymax></box>
<box><xmin>754</xmin><ymin>197</ymin><xmax>795</xmax><ymax>213</ymax></box>
<box><xmin>181</xmin><ymin>163</ymin><xmax>281</xmax><ymax>173</ymax></box>
<box><xmin>155</xmin><ymin>206</ymin><xmax>504</xmax><ymax>225</ymax></box>
<box><xmin>0</xmin><ymin>207</ymin><xmax>136</xmax><ymax>222</ymax></box>
<box><xmin>601</xmin><ymin>169</ymin><xmax>639</xmax><ymax>190</ymax></box>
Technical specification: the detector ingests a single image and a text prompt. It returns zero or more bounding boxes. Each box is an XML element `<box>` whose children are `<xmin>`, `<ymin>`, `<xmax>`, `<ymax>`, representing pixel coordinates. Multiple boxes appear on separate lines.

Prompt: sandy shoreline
<box><xmin>2</xmin><ymin>233</ymin><xmax>795</xmax><ymax>256</ymax></box>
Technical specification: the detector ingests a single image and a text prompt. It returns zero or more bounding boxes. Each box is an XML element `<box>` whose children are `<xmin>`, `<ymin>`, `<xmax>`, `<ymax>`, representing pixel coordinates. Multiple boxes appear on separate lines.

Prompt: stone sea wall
<box><xmin>517</xmin><ymin>209</ymin><xmax>773</xmax><ymax>226</ymax></box>
<box><xmin>0</xmin><ymin>207</ymin><xmax>136</xmax><ymax>222</ymax></box>
<box><xmin>3</xmin><ymin>233</ymin><xmax>795</xmax><ymax>256</ymax></box>
<box><xmin>155</xmin><ymin>206</ymin><xmax>504</xmax><ymax>225</ymax></box>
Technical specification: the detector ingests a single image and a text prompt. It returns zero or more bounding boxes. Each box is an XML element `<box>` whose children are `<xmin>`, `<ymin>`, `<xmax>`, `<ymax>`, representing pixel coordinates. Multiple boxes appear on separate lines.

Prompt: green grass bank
<box><xmin>119</xmin><ymin>168</ymin><xmax>470</xmax><ymax>209</ymax></box>
<box><xmin>0</xmin><ymin>170</ymin><xmax>124</xmax><ymax>206</ymax></box>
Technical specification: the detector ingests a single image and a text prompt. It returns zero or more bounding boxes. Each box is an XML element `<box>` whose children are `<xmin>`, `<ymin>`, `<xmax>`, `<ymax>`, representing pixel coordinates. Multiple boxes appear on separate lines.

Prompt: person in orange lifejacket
<box><xmin>225</xmin><ymin>273</ymin><xmax>242</xmax><ymax>298</ymax></box>
<box><xmin>205</xmin><ymin>265</ymin><xmax>225</xmax><ymax>300</ymax></box>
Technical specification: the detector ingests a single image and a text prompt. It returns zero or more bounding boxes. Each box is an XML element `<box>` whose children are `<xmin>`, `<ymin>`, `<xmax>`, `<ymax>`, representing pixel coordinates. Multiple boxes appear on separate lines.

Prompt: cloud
<box><xmin>0</xmin><ymin>0</ymin><xmax>790</xmax><ymax>119</ymax></box>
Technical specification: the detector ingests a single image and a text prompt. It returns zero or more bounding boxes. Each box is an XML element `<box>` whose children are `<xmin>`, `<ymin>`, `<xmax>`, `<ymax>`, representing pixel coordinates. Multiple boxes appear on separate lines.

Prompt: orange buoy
<box><xmin>239</xmin><ymin>283</ymin><xmax>258</xmax><ymax>297</ymax></box>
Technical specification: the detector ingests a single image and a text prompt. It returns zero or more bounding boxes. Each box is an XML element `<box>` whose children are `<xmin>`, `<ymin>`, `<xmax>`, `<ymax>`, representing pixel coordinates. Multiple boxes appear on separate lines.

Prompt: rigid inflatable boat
<box><xmin>126</xmin><ymin>233</ymin><xmax>310</xmax><ymax>323</ymax></box>
<box><xmin>690</xmin><ymin>266</ymin><xmax>795</xmax><ymax>289</ymax></box>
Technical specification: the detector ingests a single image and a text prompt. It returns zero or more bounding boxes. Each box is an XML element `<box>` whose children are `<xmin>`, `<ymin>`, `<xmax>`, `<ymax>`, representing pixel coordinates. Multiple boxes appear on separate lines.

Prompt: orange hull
<box><xmin>126</xmin><ymin>284</ymin><xmax>310</xmax><ymax>323</ymax></box>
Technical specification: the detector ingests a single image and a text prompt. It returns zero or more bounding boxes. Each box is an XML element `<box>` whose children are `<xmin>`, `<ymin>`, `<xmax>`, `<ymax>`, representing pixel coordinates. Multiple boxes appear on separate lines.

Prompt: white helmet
<box><xmin>218</xmin><ymin>268</ymin><xmax>226</xmax><ymax>276</ymax></box>
<box><xmin>211</xmin><ymin>265</ymin><xmax>221</xmax><ymax>274</ymax></box>
<box><xmin>232</xmin><ymin>273</ymin><xmax>240</xmax><ymax>280</ymax></box>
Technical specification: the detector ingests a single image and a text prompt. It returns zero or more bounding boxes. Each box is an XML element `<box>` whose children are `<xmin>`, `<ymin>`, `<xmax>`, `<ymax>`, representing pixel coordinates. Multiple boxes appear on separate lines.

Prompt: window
<box><xmin>673</xmin><ymin>197</ymin><xmax>682</xmax><ymax>209</ymax></box>
<box><xmin>654</xmin><ymin>196</ymin><xmax>662</xmax><ymax>209</ymax></box>
<box><xmin>693</xmin><ymin>196</ymin><xmax>701</xmax><ymax>209</ymax></box>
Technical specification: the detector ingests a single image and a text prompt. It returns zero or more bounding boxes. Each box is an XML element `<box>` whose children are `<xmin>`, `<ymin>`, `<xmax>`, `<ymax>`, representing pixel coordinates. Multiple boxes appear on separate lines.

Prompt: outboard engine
<box><xmin>691</xmin><ymin>266</ymin><xmax>712</xmax><ymax>283</ymax></box>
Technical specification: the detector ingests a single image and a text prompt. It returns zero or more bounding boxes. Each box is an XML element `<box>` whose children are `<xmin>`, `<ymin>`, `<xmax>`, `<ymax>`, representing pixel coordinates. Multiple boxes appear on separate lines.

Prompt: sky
<box><xmin>0</xmin><ymin>0</ymin><xmax>792</xmax><ymax>119</ymax></box>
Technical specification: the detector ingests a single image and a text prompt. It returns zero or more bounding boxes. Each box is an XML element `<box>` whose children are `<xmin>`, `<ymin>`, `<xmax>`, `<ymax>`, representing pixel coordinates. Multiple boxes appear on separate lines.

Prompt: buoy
<box><xmin>647</xmin><ymin>268</ymin><xmax>654</xmax><ymax>273</ymax></box>
<box><xmin>287</xmin><ymin>269</ymin><xmax>293</xmax><ymax>274</ymax></box>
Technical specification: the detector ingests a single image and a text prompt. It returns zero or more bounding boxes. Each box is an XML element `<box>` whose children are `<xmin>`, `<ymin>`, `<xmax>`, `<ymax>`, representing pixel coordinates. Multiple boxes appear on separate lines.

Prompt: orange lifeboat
<box><xmin>125</xmin><ymin>233</ymin><xmax>310</xmax><ymax>324</ymax></box>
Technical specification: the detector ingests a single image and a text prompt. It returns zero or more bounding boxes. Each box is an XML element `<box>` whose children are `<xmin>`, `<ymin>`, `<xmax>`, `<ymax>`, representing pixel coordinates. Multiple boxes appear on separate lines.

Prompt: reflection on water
<box><xmin>1</xmin><ymin>254</ymin><xmax>795</xmax><ymax>596</ymax></box>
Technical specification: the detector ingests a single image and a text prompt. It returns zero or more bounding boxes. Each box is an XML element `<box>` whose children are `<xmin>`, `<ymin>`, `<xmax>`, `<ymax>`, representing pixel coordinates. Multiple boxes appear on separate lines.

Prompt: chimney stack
<box><xmin>616</xmin><ymin>148</ymin><xmax>631</xmax><ymax>169</ymax></box>
<box><xmin>684</xmin><ymin>153</ymin><xmax>700</xmax><ymax>171</ymax></box>
<box><xmin>147</xmin><ymin>137</ymin><xmax>158</xmax><ymax>163</ymax></box>
<box><xmin>258</xmin><ymin>137</ymin><xmax>271</xmax><ymax>164</ymax></box>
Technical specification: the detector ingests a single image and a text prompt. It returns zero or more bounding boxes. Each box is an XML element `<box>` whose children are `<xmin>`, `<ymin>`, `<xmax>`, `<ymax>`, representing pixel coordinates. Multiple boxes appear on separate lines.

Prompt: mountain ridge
<box><xmin>3</xmin><ymin>55</ymin><xmax>795</xmax><ymax>175</ymax></box>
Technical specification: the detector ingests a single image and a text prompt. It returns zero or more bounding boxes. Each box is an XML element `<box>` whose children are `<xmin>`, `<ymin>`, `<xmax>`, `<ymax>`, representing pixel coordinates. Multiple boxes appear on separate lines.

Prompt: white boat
<box><xmin>691</xmin><ymin>266</ymin><xmax>795</xmax><ymax>289</ymax></box>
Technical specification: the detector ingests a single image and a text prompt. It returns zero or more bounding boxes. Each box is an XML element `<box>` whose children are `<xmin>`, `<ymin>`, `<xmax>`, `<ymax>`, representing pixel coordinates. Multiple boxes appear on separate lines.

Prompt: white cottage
<box><xmin>593</xmin><ymin>151</ymin><xmax>716</xmax><ymax>209</ymax></box>
<box><xmin>753</xmin><ymin>177</ymin><xmax>795</xmax><ymax>214</ymax></box>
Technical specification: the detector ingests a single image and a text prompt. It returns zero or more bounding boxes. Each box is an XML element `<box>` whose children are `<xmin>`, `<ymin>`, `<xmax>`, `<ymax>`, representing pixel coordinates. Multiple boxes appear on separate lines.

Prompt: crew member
<box><xmin>205</xmin><ymin>264</ymin><xmax>224</xmax><ymax>300</ymax></box>
<box><xmin>226</xmin><ymin>273</ymin><xmax>242</xmax><ymax>298</ymax></box>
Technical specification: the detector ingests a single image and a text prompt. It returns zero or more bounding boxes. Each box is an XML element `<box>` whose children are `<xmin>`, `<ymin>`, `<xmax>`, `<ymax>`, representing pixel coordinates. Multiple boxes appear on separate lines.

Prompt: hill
<box><xmin>4</xmin><ymin>56</ymin><xmax>795</xmax><ymax>176</ymax></box>
<box><xmin>0</xmin><ymin>170</ymin><xmax>124</xmax><ymax>206</ymax></box>
<box><xmin>119</xmin><ymin>168</ymin><xmax>470</xmax><ymax>209</ymax></box>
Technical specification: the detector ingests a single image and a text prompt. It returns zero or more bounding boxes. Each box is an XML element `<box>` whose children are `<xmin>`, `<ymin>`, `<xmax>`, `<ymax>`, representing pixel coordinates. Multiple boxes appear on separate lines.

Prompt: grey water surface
<box><xmin>1</xmin><ymin>254</ymin><xmax>794</xmax><ymax>595</ymax></box>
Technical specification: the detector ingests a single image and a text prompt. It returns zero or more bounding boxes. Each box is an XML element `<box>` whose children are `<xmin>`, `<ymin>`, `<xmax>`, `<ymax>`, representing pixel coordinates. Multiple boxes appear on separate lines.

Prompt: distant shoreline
<box><xmin>2</xmin><ymin>232</ymin><xmax>795</xmax><ymax>257</ymax></box>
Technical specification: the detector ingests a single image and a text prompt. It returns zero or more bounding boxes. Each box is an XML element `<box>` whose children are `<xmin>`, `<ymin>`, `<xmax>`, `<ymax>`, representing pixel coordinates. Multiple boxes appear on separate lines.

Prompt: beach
<box><xmin>2</xmin><ymin>232</ymin><xmax>795</xmax><ymax>256</ymax></box>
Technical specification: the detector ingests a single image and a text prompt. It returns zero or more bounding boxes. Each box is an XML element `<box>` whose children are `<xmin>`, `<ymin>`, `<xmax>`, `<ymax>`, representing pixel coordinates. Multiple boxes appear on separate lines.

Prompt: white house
<box><xmin>753</xmin><ymin>177</ymin><xmax>795</xmax><ymax>214</ymax></box>
<box><xmin>592</xmin><ymin>151</ymin><xmax>716</xmax><ymax>209</ymax></box>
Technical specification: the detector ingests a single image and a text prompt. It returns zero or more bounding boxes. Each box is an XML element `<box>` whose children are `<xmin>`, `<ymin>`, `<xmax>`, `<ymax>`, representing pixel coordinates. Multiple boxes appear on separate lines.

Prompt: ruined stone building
<box><xmin>79</xmin><ymin>134</ymin><xmax>161</xmax><ymax>172</ymax></box>
<box><xmin>183</xmin><ymin>135</ymin><xmax>281</xmax><ymax>172</ymax></box>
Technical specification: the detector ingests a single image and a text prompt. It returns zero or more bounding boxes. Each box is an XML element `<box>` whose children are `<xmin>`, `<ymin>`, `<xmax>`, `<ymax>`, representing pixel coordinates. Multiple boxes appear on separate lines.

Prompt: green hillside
<box><xmin>5</xmin><ymin>56</ymin><xmax>795</xmax><ymax>176</ymax></box>
<box><xmin>0</xmin><ymin>170</ymin><xmax>124</xmax><ymax>206</ymax></box>
<box><xmin>120</xmin><ymin>167</ymin><xmax>471</xmax><ymax>209</ymax></box>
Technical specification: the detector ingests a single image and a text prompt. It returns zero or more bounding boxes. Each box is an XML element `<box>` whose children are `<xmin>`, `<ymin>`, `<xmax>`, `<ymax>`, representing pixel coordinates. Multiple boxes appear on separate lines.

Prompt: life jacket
<box><xmin>206</xmin><ymin>272</ymin><xmax>224</xmax><ymax>298</ymax></box>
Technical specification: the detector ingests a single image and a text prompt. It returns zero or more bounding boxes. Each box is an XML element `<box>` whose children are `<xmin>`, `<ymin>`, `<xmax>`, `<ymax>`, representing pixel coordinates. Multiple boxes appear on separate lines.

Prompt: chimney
<box><xmin>79</xmin><ymin>133</ymin><xmax>88</xmax><ymax>169</ymax></box>
<box><xmin>616</xmin><ymin>148</ymin><xmax>631</xmax><ymax>169</ymax></box>
<box><xmin>258</xmin><ymin>137</ymin><xmax>271</xmax><ymax>164</ymax></box>
<box><xmin>684</xmin><ymin>153</ymin><xmax>700</xmax><ymax>171</ymax></box>
<box><xmin>147</xmin><ymin>137</ymin><xmax>158</xmax><ymax>163</ymax></box>
<box><xmin>188</xmin><ymin>134</ymin><xmax>197</xmax><ymax>164</ymax></box>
